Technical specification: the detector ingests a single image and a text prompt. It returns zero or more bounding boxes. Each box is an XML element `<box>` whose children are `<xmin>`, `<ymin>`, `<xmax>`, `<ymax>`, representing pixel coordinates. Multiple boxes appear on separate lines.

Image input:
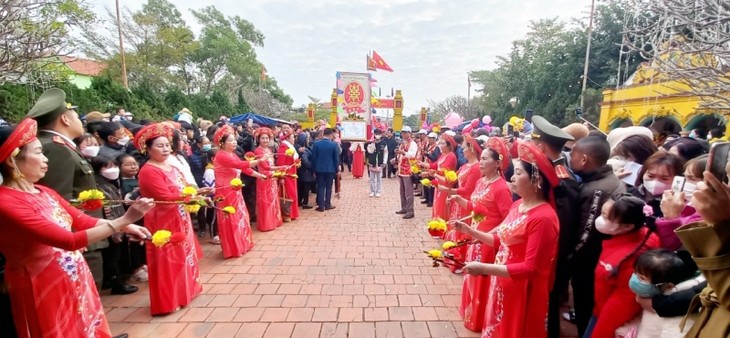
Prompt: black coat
<box><xmin>297</xmin><ymin>147</ymin><xmax>316</xmax><ymax>182</ymax></box>
<box><xmin>365</xmin><ymin>140</ymin><xmax>386</xmax><ymax>167</ymax></box>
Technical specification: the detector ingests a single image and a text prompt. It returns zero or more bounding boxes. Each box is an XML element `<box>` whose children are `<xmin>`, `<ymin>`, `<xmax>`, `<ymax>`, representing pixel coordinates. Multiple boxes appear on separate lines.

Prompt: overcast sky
<box><xmin>90</xmin><ymin>0</ymin><xmax>590</xmax><ymax>115</ymax></box>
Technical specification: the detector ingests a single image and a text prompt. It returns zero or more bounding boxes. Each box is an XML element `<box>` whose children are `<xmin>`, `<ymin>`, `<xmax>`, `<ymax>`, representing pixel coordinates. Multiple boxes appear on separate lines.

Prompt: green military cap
<box><xmin>26</xmin><ymin>88</ymin><xmax>77</xmax><ymax>126</ymax></box>
<box><xmin>530</xmin><ymin>115</ymin><xmax>574</xmax><ymax>149</ymax></box>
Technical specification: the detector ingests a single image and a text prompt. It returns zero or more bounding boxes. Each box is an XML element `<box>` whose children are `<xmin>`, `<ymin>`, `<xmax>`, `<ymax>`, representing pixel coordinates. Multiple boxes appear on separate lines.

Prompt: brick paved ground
<box><xmin>102</xmin><ymin>174</ymin><xmax>578</xmax><ymax>337</ymax></box>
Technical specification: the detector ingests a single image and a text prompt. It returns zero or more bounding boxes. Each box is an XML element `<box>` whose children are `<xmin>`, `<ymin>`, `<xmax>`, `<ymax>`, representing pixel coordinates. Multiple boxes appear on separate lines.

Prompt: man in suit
<box><xmin>310</xmin><ymin>128</ymin><xmax>340</xmax><ymax>212</ymax></box>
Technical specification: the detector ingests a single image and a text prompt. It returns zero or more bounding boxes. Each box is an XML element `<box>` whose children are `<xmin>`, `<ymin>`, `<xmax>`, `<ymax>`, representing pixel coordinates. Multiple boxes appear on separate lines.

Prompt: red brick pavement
<box><xmin>102</xmin><ymin>175</ymin><xmax>578</xmax><ymax>337</ymax></box>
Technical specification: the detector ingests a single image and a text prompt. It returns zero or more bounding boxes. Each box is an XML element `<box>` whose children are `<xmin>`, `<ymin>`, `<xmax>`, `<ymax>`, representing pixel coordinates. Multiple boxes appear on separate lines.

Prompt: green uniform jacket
<box><xmin>37</xmin><ymin>131</ymin><xmax>108</xmax><ymax>250</ymax></box>
<box><xmin>675</xmin><ymin>222</ymin><xmax>730</xmax><ymax>338</ymax></box>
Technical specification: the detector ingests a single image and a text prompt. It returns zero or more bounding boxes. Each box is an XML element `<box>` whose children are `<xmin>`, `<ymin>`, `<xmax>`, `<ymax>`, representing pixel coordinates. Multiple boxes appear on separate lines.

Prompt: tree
<box><xmin>623</xmin><ymin>0</ymin><xmax>730</xmax><ymax>108</ymax></box>
<box><xmin>427</xmin><ymin>95</ymin><xmax>478</xmax><ymax>123</ymax></box>
<box><xmin>468</xmin><ymin>3</ymin><xmax>641</xmax><ymax>127</ymax></box>
<box><xmin>0</xmin><ymin>0</ymin><xmax>94</xmax><ymax>84</ymax></box>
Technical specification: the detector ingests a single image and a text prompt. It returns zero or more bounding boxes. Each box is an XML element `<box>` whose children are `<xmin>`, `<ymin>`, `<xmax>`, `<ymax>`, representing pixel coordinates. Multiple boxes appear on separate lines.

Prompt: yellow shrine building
<box><xmin>599</xmin><ymin>62</ymin><xmax>730</xmax><ymax>137</ymax></box>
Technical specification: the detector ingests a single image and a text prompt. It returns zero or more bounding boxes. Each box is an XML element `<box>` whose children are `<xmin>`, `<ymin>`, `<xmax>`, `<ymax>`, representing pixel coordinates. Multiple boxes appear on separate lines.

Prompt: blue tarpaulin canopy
<box><xmin>228</xmin><ymin>113</ymin><xmax>289</xmax><ymax>127</ymax></box>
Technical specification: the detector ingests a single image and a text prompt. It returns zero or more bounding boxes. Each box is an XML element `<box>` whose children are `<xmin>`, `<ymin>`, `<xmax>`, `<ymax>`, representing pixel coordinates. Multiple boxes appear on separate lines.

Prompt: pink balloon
<box><xmin>482</xmin><ymin>116</ymin><xmax>492</xmax><ymax>125</ymax></box>
<box><xmin>443</xmin><ymin>112</ymin><xmax>463</xmax><ymax>128</ymax></box>
<box><xmin>470</xmin><ymin>119</ymin><xmax>479</xmax><ymax>127</ymax></box>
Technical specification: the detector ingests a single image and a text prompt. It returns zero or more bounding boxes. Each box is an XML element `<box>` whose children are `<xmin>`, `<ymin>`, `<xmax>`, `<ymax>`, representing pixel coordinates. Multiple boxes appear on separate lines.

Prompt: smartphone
<box><xmin>706</xmin><ymin>141</ymin><xmax>730</xmax><ymax>183</ymax></box>
<box><xmin>671</xmin><ymin>176</ymin><xmax>686</xmax><ymax>194</ymax></box>
<box><xmin>505</xmin><ymin>124</ymin><xmax>514</xmax><ymax>136</ymax></box>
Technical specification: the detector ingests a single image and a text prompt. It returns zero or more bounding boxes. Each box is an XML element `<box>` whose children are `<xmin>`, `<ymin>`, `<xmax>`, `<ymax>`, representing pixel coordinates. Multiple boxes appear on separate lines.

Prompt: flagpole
<box><xmin>580</xmin><ymin>0</ymin><xmax>596</xmax><ymax>110</ymax></box>
<box><xmin>115</xmin><ymin>0</ymin><xmax>128</xmax><ymax>89</ymax></box>
<box><xmin>467</xmin><ymin>73</ymin><xmax>471</xmax><ymax>118</ymax></box>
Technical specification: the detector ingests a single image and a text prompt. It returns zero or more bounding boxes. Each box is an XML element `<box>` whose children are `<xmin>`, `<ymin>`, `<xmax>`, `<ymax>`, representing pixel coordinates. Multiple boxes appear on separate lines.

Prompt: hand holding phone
<box><xmin>706</xmin><ymin>142</ymin><xmax>730</xmax><ymax>187</ymax></box>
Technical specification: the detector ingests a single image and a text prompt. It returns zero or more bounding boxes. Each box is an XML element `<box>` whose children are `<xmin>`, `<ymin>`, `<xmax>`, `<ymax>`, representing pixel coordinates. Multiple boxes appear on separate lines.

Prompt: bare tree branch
<box><xmin>624</xmin><ymin>0</ymin><xmax>730</xmax><ymax>108</ymax></box>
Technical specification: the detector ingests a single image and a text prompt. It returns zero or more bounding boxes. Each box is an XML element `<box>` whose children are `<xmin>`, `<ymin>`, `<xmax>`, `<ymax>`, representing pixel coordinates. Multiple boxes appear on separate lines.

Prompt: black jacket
<box><xmin>298</xmin><ymin>147</ymin><xmax>316</xmax><ymax>182</ymax></box>
<box><xmin>570</xmin><ymin>165</ymin><xmax>627</xmax><ymax>265</ymax></box>
<box><xmin>384</xmin><ymin>136</ymin><xmax>398</xmax><ymax>158</ymax></box>
<box><xmin>365</xmin><ymin>140</ymin><xmax>386</xmax><ymax>167</ymax></box>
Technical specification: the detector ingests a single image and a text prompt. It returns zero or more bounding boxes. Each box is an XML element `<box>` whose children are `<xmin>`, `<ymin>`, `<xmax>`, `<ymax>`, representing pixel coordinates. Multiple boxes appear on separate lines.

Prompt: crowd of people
<box><xmin>378</xmin><ymin>112</ymin><xmax>730</xmax><ymax>338</ymax></box>
<box><xmin>0</xmin><ymin>86</ymin><xmax>729</xmax><ymax>338</ymax></box>
<box><xmin>0</xmin><ymin>88</ymin><xmax>346</xmax><ymax>337</ymax></box>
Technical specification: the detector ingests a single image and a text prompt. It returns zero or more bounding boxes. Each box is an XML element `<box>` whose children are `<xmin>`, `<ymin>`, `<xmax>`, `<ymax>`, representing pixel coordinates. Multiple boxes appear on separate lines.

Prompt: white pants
<box><xmin>369</xmin><ymin>167</ymin><xmax>383</xmax><ymax>194</ymax></box>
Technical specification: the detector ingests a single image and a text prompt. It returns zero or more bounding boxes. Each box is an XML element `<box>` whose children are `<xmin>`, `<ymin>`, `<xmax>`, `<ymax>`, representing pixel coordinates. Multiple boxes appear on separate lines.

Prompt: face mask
<box><xmin>375</xmin><ymin>135</ymin><xmax>382</xmax><ymax>140</ymax></box>
<box><xmin>117</xmin><ymin>136</ymin><xmax>130</xmax><ymax>146</ymax></box>
<box><xmin>629</xmin><ymin>273</ymin><xmax>662</xmax><ymax>298</ymax></box>
<box><xmin>643</xmin><ymin>179</ymin><xmax>670</xmax><ymax>196</ymax></box>
<box><xmin>688</xmin><ymin>131</ymin><xmax>696</xmax><ymax>139</ymax></box>
<box><xmin>595</xmin><ymin>216</ymin><xmax>623</xmax><ymax>235</ymax></box>
<box><xmin>81</xmin><ymin>146</ymin><xmax>100</xmax><ymax>157</ymax></box>
<box><xmin>682</xmin><ymin>181</ymin><xmax>697</xmax><ymax>196</ymax></box>
<box><xmin>101</xmin><ymin>167</ymin><xmax>120</xmax><ymax>180</ymax></box>
<box><xmin>202</xmin><ymin>144</ymin><xmax>212</xmax><ymax>152</ymax></box>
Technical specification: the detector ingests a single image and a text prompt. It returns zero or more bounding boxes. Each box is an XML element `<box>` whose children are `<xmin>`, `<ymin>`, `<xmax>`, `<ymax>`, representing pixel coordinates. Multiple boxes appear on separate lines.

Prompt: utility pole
<box><xmin>116</xmin><ymin>0</ymin><xmax>128</xmax><ymax>89</ymax></box>
<box><xmin>580</xmin><ymin>0</ymin><xmax>596</xmax><ymax>110</ymax></box>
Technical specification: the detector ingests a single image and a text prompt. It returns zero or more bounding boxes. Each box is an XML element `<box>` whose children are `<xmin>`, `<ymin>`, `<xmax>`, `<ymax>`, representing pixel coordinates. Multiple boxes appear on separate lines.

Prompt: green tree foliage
<box><xmin>0</xmin><ymin>0</ymin><xmax>95</xmax><ymax>84</ymax></box>
<box><xmin>467</xmin><ymin>2</ymin><xmax>642</xmax><ymax>128</ymax></box>
<box><xmin>67</xmin><ymin>0</ymin><xmax>293</xmax><ymax>122</ymax></box>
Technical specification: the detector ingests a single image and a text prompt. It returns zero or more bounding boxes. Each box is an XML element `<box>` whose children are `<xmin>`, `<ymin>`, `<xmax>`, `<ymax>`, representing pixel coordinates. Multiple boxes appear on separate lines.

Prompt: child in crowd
<box><xmin>585</xmin><ymin>195</ymin><xmax>659</xmax><ymax>338</ymax></box>
<box><xmin>629</xmin><ymin>249</ymin><xmax>704</xmax><ymax>338</ymax></box>
<box><xmin>203</xmin><ymin>149</ymin><xmax>219</xmax><ymax>244</ymax></box>
<box><xmin>117</xmin><ymin>153</ymin><xmax>147</xmax><ymax>282</ymax></box>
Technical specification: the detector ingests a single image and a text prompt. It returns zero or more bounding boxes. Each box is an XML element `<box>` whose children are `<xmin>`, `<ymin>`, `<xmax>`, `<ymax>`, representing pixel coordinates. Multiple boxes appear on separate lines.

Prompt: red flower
<box><xmin>427</xmin><ymin>229</ymin><xmax>445</xmax><ymax>237</ymax></box>
<box><xmin>80</xmin><ymin>200</ymin><xmax>104</xmax><ymax>211</ymax></box>
<box><xmin>170</xmin><ymin>232</ymin><xmax>186</xmax><ymax>245</ymax></box>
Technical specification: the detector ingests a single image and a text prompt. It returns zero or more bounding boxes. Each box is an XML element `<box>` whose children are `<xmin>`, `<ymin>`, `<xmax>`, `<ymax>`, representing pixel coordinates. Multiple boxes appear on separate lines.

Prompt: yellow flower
<box><xmin>411</xmin><ymin>165</ymin><xmax>420</xmax><ymax>174</ymax></box>
<box><xmin>427</xmin><ymin>249</ymin><xmax>442</xmax><ymax>259</ymax></box>
<box><xmin>472</xmin><ymin>212</ymin><xmax>485</xmax><ymax>223</ymax></box>
<box><xmin>420</xmin><ymin>178</ymin><xmax>431</xmax><ymax>187</ymax></box>
<box><xmin>230</xmin><ymin>178</ymin><xmax>244</xmax><ymax>189</ymax></box>
<box><xmin>77</xmin><ymin>189</ymin><xmax>105</xmax><ymax>202</ymax></box>
<box><xmin>223</xmin><ymin>206</ymin><xmax>236</xmax><ymax>214</ymax></box>
<box><xmin>427</xmin><ymin>218</ymin><xmax>447</xmax><ymax>231</ymax></box>
<box><xmin>181</xmin><ymin>186</ymin><xmax>197</xmax><ymax>197</ymax></box>
<box><xmin>151</xmin><ymin>230</ymin><xmax>172</xmax><ymax>247</ymax></box>
<box><xmin>285</xmin><ymin>148</ymin><xmax>295</xmax><ymax>156</ymax></box>
<box><xmin>442</xmin><ymin>241</ymin><xmax>456</xmax><ymax>250</ymax></box>
<box><xmin>184</xmin><ymin>204</ymin><xmax>201</xmax><ymax>213</ymax></box>
<box><xmin>444</xmin><ymin>170</ymin><xmax>458</xmax><ymax>183</ymax></box>
<box><xmin>409</xmin><ymin>159</ymin><xmax>418</xmax><ymax>165</ymax></box>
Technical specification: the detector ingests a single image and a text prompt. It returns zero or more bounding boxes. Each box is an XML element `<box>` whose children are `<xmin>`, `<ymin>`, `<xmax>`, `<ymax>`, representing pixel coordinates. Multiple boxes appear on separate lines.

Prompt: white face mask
<box><xmin>117</xmin><ymin>136</ymin><xmax>130</xmax><ymax>146</ymax></box>
<box><xmin>81</xmin><ymin>146</ymin><xmax>100</xmax><ymax>157</ymax></box>
<box><xmin>643</xmin><ymin>179</ymin><xmax>670</xmax><ymax>196</ymax></box>
<box><xmin>101</xmin><ymin>167</ymin><xmax>120</xmax><ymax>180</ymax></box>
<box><xmin>595</xmin><ymin>216</ymin><xmax>624</xmax><ymax>235</ymax></box>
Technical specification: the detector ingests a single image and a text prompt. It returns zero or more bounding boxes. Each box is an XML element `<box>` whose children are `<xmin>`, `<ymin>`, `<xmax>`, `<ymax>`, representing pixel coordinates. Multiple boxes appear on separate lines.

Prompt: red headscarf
<box><xmin>254</xmin><ymin>127</ymin><xmax>273</xmax><ymax>141</ymax></box>
<box><xmin>214</xmin><ymin>125</ymin><xmax>235</xmax><ymax>146</ymax></box>
<box><xmin>516</xmin><ymin>142</ymin><xmax>560</xmax><ymax>208</ymax></box>
<box><xmin>486</xmin><ymin>137</ymin><xmax>511</xmax><ymax>172</ymax></box>
<box><xmin>464</xmin><ymin>136</ymin><xmax>483</xmax><ymax>157</ymax></box>
<box><xmin>441</xmin><ymin>134</ymin><xmax>456</xmax><ymax>149</ymax></box>
<box><xmin>0</xmin><ymin>119</ymin><xmax>38</xmax><ymax>163</ymax></box>
<box><xmin>133</xmin><ymin>122</ymin><xmax>176</xmax><ymax>154</ymax></box>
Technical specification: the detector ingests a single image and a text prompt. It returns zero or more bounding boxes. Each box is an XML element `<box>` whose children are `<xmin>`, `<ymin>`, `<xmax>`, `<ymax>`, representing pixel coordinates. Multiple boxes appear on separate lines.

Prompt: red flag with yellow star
<box><xmin>371</xmin><ymin>51</ymin><xmax>393</xmax><ymax>72</ymax></box>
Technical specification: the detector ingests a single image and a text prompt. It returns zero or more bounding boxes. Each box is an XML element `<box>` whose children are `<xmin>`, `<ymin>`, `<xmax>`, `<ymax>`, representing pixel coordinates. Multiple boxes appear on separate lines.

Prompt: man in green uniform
<box><xmin>26</xmin><ymin>89</ymin><xmax>109</xmax><ymax>290</ymax></box>
<box><xmin>529</xmin><ymin>115</ymin><xmax>582</xmax><ymax>338</ymax></box>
